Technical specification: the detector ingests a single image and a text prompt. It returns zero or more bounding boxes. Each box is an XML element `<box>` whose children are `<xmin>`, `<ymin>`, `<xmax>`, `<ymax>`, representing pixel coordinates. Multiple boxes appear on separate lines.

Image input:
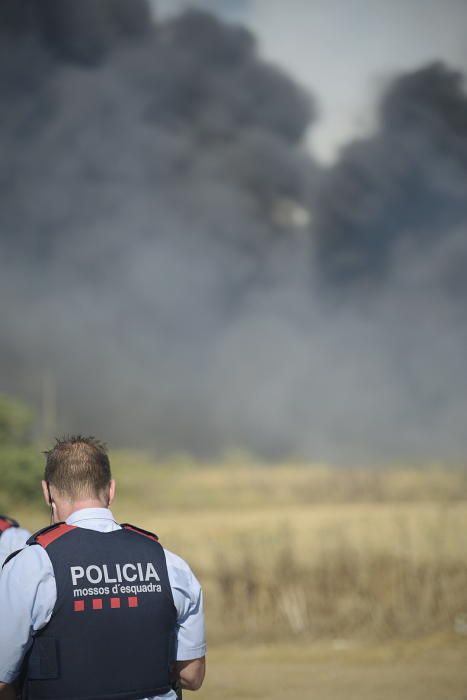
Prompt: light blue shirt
<box><xmin>0</xmin><ymin>525</ymin><xmax>31</xmax><ymax>569</ymax></box>
<box><xmin>0</xmin><ymin>508</ymin><xmax>206</xmax><ymax>700</ymax></box>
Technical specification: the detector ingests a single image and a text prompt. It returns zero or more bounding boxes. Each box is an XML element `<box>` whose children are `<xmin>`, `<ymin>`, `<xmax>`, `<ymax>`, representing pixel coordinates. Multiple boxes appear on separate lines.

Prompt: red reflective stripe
<box><xmin>128</xmin><ymin>596</ymin><xmax>138</xmax><ymax>608</ymax></box>
<box><xmin>122</xmin><ymin>524</ymin><xmax>158</xmax><ymax>542</ymax></box>
<box><xmin>74</xmin><ymin>600</ymin><xmax>85</xmax><ymax>612</ymax></box>
<box><xmin>36</xmin><ymin>523</ymin><xmax>76</xmax><ymax>548</ymax></box>
<box><xmin>0</xmin><ymin>519</ymin><xmax>13</xmax><ymax>533</ymax></box>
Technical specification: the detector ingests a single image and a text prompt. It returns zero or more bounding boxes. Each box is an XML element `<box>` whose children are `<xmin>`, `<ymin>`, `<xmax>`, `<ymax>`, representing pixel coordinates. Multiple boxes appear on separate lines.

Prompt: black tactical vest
<box><xmin>0</xmin><ymin>514</ymin><xmax>19</xmax><ymax>535</ymax></box>
<box><xmin>24</xmin><ymin>522</ymin><xmax>177</xmax><ymax>700</ymax></box>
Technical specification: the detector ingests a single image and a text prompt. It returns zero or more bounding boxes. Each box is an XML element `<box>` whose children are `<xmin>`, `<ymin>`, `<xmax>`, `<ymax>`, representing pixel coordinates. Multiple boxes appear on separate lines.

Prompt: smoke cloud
<box><xmin>1</xmin><ymin>1</ymin><xmax>466</xmax><ymax>461</ymax></box>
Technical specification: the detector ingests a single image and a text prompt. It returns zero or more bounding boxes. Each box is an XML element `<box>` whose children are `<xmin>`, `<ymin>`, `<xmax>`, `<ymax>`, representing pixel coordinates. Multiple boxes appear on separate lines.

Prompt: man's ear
<box><xmin>41</xmin><ymin>480</ymin><xmax>52</xmax><ymax>506</ymax></box>
<box><xmin>108</xmin><ymin>479</ymin><xmax>116</xmax><ymax>506</ymax></box>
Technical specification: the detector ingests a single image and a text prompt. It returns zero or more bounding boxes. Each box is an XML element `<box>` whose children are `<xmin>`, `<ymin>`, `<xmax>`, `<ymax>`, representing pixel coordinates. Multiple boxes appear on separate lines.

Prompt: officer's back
<box><xmin>0</xmin><ymin>436</ymin><xmax>206</xmax><ymax>700</ymax></box>
<box><xmin>0</xmin><ymin>515</ymin><xmax>30</xmax><ymax>568</ymax></box>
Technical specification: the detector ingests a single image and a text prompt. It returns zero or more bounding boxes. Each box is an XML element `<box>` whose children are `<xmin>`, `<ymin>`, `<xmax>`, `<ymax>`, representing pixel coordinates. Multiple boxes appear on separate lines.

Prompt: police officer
<box><xmin>0</xmin><ymin>436</ymin><xmax>206</xmax><ymax>700</ymax></box>
<box><xmin>0</xmin><ymin>515</ymin><xmax>30</xmax><ymax>568</ymax></box>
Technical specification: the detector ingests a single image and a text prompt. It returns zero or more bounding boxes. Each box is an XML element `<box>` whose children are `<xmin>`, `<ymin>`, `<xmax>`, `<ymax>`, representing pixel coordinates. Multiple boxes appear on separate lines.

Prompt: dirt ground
<box><xmin>196</xmin><ymin>636</ymin><xmax>467</xmax><ymax>700</ymax></box>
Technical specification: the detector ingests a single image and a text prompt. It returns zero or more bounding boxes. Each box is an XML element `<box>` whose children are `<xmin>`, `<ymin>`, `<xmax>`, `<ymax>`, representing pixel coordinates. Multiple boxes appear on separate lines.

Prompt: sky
<box><xmin>155</xmin><ymin>0</ymin><xmax>467</xmax><ymax>162</ymax></box>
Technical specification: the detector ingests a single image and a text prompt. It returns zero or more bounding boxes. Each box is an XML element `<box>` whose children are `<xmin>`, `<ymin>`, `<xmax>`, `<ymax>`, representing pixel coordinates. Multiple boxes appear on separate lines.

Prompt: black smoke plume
<box><xmin>315</xmin><ymin>62</ymin><xmax>467</xmax><ymax>288</ymax></box>
<box><xmin>1</xmin><ymin>1</ymin><xmax>466</xmax><ymax>461</ymax></box>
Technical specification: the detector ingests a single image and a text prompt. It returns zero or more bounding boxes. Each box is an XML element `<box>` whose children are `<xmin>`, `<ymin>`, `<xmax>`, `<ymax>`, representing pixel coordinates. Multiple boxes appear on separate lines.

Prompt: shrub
<box><xmin>0</xmin><ymin>446</ymin><xmax>43</xmax><ymax>511</ymax></box>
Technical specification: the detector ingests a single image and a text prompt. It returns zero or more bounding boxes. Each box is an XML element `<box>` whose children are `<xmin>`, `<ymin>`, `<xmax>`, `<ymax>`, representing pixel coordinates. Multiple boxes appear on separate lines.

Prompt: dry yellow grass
<box><xmin>195</xmin><ymin>636</ymin><xmax>467</xmax><ymax>700</ymax></box>
<box><xmin>14</xmin><ymin>453</ymin><xmax>467</xmax><ymax>643</ymax></box>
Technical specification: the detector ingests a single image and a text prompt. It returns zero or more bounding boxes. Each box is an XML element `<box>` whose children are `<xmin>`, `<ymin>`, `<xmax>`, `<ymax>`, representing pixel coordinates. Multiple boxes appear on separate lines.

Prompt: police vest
<box><xmin>0</xmin><ymin>515</ymin><xmax>19</xmax><ymax>535</ymax></box>
<box><xmin>24</xmin><ymin>522</ymin><xmax>177</xmax><ymax>700</ymax></box>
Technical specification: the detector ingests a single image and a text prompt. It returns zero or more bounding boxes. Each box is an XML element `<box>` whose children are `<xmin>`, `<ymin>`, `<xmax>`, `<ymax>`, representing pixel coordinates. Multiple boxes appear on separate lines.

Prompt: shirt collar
<box><xmin>66</xmin><ymin>507</ymin><xmax>116</xmax><ymax>525</ymax></box>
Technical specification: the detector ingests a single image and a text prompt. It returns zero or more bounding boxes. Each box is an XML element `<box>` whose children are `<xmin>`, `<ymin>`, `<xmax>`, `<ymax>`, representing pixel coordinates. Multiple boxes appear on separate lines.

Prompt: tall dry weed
<box><xmin>205</xmin><ymin>541</ymin><xmax>467</xmax><ymax>643</ymax></box>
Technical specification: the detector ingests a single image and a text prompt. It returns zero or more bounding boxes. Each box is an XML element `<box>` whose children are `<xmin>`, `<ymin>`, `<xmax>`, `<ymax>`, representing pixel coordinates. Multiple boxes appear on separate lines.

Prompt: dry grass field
<box><xmin>196</xmin><ymin>638</ymin><xmax>467</xmax><ymax>700</ymax></box>
<box><xmin>11</xmin><ymin>453</ymin><xmax>467</xmax><ymax>699</ymax></box>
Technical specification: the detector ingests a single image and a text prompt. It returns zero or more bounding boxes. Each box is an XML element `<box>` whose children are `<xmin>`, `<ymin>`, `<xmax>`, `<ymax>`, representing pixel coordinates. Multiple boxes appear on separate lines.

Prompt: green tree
<box><xmin>0</xmin><ymin>394</ymin><xmax>42</xmax><ymax>511</ymax></box>
<box><xmin>0</xmin><ymin>394</ymin><xmax>34</xmax><ymax>446</ymax></box>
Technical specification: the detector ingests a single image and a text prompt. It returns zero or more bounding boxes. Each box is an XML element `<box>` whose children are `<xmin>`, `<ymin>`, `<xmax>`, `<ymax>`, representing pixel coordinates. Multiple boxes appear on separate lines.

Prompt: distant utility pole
<box><xmin>41</xmin><ymin>369</ymin><xmax>57</xmax><ymax>443</ymax></box>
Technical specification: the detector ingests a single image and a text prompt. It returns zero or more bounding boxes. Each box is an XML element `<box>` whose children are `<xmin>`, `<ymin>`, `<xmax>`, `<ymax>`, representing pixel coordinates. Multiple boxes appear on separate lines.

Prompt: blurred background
<box><xmin>1</xmin><ymin>1</ymin><xmax>466</xmax><ymax>698</ymax></box>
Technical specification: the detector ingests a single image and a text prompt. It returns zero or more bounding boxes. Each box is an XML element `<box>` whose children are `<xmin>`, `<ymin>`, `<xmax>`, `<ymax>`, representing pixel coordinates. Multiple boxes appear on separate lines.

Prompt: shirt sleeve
<box><xmin>164</xmin><ymin>549</ymin><xmax>206</xmax><ymax>661</ymax></box>
<box><xmin>0</xmin><ymin>544</ymin><xmax>57</xmax><ymax>683</ymax></box>
<box><xmin>0</xmin><ymin>527</ymin><xmax>31</xmax><ymax>569</ymax></box>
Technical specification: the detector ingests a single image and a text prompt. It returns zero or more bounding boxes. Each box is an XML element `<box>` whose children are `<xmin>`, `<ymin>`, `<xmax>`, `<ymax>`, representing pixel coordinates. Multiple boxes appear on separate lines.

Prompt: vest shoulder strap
<box><xmin>0</xmin><ymin>515</ymin><xmax>19</xmax><ymax>532</ymax></box>
<box><xmin>27</xmin><ymin>522</ymin><xmax>76</xmax><ymax>549</ymax></box>
<box><xmin>121</xmin><ymin>522</ymin><xmax>159</xmax><ymax>542</ymax></box>
<box><xmin>2</xmin><ymin>548</ymin><xmax>22</xmax><ymax>569</ymax></box>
